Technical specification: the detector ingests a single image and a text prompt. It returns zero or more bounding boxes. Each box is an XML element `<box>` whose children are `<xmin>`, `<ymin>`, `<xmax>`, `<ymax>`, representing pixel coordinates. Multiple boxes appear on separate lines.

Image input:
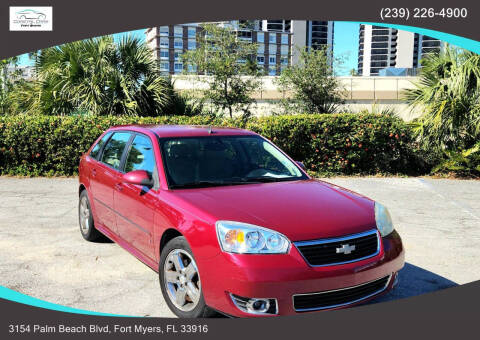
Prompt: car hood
<box><xmin>172</xmin><ymin>179</ymin><xmax>376</xmax><ymax>242</ymax></box>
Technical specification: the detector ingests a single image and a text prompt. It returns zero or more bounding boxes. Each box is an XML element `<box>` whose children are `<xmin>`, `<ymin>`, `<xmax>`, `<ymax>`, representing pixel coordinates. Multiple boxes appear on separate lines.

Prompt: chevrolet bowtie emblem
<box><xmin>336</xmin><ymin>244</ymin><xmax>356</xmax><ymax>254</ymax></box>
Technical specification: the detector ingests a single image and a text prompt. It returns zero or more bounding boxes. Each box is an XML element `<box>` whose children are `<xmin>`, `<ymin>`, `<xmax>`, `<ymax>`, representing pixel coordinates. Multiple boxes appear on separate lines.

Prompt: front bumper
<box><xmin>197</xmin><ymin>230</ymin><xmax>404</xmax><ymax>317</ymax></box>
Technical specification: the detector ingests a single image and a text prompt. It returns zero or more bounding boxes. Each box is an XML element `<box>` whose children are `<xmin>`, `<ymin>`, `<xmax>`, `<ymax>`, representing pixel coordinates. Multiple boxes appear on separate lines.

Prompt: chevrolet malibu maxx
<box><xmin>78</xmin><ymin>125</ymin><xmax>404</xmax><ymax>318</ymax></box>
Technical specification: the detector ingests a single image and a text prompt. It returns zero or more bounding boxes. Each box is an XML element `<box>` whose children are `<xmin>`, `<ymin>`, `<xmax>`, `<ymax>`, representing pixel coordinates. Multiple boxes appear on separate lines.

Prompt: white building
<box><xmin>358</xmin><ymin>24</ymin><xmax>443</xmax><ymax>76</ymax></box>
<box><xmin>6</xmin><ymin>65</ymin><xmax>35</xmax><ymax>80</ymax></box>
<box><xmin>146</xmin><ymin>20</ymin><xmax>334</xmax><ymax>76</ymax></box>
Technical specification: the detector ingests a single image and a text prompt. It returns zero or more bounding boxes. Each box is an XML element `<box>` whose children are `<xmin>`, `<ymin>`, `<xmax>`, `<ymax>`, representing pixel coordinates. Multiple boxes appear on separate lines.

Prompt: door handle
<box><xmin>91</xmin><ymin>168</ymin><xmax>97</xmax><ymax>177</ymax></box>
<box><xmin>115</xmin><ymin>183</ymin><xmax>123</xmax><ymax>191</ymax></box>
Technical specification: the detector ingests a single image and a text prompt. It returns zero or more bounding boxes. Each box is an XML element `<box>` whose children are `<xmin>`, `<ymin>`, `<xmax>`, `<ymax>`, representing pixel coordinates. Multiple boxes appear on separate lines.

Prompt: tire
<box><xmin>159</xmin><ymin>236</ymin><xmax>215</xmax><ymax>318</ymax></box>
<box><xmin>78</xmin><ymin>190</ymin><xmax>103</xmax><ymax>242</ymax></box>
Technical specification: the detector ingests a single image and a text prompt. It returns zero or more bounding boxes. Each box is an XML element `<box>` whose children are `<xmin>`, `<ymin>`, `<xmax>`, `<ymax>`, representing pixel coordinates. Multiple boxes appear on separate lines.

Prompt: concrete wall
<box><xmin>396</xmin><ymin>31</ymin><xmax>415</xmax><ymax>68</ymax></box>
<box><xmin>291</xmin><ymin>20</ymin><xmax>307</xmax><ymax>65</ymax></box>
<box><xmin>172</xmin><ymin>75</ymin><xmax>423</xmax><ymax>120</ymax></box>
<box><xmin>361</xmin><ymin>25</ymin><xmax>372</xmax><ymax>76</ymax></box>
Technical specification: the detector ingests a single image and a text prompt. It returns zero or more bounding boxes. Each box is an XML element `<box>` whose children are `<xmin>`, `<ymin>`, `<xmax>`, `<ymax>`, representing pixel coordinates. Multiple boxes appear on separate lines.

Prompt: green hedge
<box><xmin>0</xmin><ymin>114</ymin><xmax>425</xmax><ymax>176</ymax></box>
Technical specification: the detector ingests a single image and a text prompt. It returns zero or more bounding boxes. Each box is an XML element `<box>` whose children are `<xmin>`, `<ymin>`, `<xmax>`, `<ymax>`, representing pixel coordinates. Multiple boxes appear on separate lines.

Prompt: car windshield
<box><xmin>160</xmin><ymin>135</ymin><xmax>307</xmax><ymax>189</ymax></box>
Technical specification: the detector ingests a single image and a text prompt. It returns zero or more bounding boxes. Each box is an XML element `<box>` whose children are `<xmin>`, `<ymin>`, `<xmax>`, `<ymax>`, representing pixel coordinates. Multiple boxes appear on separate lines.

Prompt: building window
<box><xmin>160</xmin><ymin>62</ymin><xmax>169</xmax><ymax>72</ymax></box>
<box><xmin>372</xmin><ymin>42</ymin><xmax>388</xmax><ymax>48</ymax></box>
<box><xmin>160</xmin><ymin>37</ymin><xmax>169</xmax><ymax>48</ymax></box>
<box><xmin>159</xmin><ymin>49</ymin><xmax>169</xmax><ymax>59</ymax></box>
<box><xmin>159</xmin><ymin>26</ymin><xmax>169</xmax><ymax>36</ymax></box>
<box><xmin>281</xmin><ymin>34</ymin><xmax>288</xmax><ymax>44</ymax></box>
<box><xmin>280</xmin><ymin>56</ymin><xmax>288</xmax><ymax>65</ymax></box>
<box><xmin>257</xmin><ymin>32</ymin><xmax>264</xmax><ymax>43</ymax></box>
<box><xmin>237</xmin><ymin>31</ymin><xmax>252</xmax><ymax>40</ymax></box>
<box><xmin>280</xmin><ymin>45</ymin><xmax>289</xmax><ymax>55</ymax></box>
<box><xmin>269</xmin><ymin>44</ymin><xmax>277</xmax><ymax>54</ymax></box>
<box><xmin>174</xmin><ymin>63</ymin><xmax>183</xmax><ymax>72</ymax></box>
<box><xmin>174</xmin><ymin>38</ymin><xmax>183</xmax><ymax>49</ymax></box>
<box><xmin>174</xmin><ymin>51</ymin><xmax>182</xmax><ymax>61</ymax></box>
<box><xmin>269</xmin><ymin>55</ymin><xmax>276</xmax><ymax>64</ymax></box>
<box><xmin>187</xmin><ymin>64</ymin><xmax>197</xmax><ymax>73</ymax></box>
<box><xmin>268</xmin><ymin>65</ymin><xmax>276</xmax><ymax>76</ymax></box>
<box><xmin>188</xmin><ymin>39</ymin><xmax>196</xmax><ymax>50</ymax></box>
<box><xmin>257</xmin><ymin>55</ymin><xmax>265</xmax><ymax>64</ymax></box>
<box><xmin>174</xmin><ymin>26</ymin><xmax>183</xmax><ymax>37</ymax></box>
<box><xmin>269</xmin><ymin>34</ymin><xmax>277</xmax><ymax>43</ymax></box>
<box><xmin>258</xmin><ymin>44</ymin><xmax>265</xmax><ymax>54</ymax></box>
<box><xmin>188</xmin><ymin>27</ymin><xmax>196</xmax><ymax>38</ymax></box>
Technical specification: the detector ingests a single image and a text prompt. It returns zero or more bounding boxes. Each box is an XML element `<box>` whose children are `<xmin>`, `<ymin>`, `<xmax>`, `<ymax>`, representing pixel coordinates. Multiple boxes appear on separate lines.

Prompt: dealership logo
<box><xmin>9</xmin><ymin>7</ymin><xmax>53</xmax><ymax>31</ymax></box>
<box><xmin>336</xmin><ymin>244</ymin><xmax>356</xmax><ymax>254</ymax></box>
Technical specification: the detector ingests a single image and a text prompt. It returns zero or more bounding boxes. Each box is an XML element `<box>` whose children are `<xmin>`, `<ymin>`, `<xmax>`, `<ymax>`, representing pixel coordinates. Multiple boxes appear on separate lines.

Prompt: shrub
<box><xmin>247</xmin><ymin>114</ymin><xmax>424</xmax><ymax>176</ymax></box>
<box><xmin>0</xmin><ymin>113</ymin><xmax>423</xmax><ymax>177</ymax></box>
<box><xmin>431</xmin><ymin>143</ymin><xmax>480</xmax><ymax>177</ymax></box>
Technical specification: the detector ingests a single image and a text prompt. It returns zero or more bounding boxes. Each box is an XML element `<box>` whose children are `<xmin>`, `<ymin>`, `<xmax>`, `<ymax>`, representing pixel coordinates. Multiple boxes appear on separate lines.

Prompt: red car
<box><xmin>78</xmin><ymin>125</ymin><xmax>404</xmax><ymax>318</ymax></box>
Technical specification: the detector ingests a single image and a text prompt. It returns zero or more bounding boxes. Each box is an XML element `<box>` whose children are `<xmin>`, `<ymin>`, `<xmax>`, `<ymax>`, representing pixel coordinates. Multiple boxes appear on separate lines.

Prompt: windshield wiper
<box><xmin>242</xmin><ymin>176</ymin><xmax>296</xmax><ymax>183</ymax></box>
<box><xmin>170</xmin><ymin>177</ymin><xmax>298</xmax><ymax>189</ymax></box>
<box><xmin>170</xmin><ymin>180</ymin><xmax>258</xmax><ymax>189</ymax></box>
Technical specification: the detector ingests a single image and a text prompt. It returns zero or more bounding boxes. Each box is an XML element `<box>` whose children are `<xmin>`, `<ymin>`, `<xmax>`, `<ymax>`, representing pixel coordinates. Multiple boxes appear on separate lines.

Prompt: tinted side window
<box><xmin>124</xmin><ymin>135</ymin><xmax>155</xmax><ymax>176</ymax></box>
<box><xmin>90</xmin><ymin>132</ymin><xmax>111</xmax><ymax>160</ymax></box>
<box><xmin>101</xmin><ymin>132</ymin><xmax>131</xmax><ymax>170</ymax></box>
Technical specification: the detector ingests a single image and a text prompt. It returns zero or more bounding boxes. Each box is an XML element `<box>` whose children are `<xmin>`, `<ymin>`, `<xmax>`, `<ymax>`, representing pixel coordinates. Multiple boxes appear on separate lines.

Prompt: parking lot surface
<box><xmin>0</xmin><ymin>177</ymin><xmax>479</xmax><ymax>316</ymax></box>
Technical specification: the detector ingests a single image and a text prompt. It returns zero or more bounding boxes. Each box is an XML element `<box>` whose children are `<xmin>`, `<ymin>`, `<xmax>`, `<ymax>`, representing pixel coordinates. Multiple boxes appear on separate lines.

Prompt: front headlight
<box><xmin>216</xmin><ymin>221</ymin><xmax>290</xmax><ymax>254</ymax></box>
<box><xmin>374</xmin><ymin>202</ymin><xmax>394</xmax><ymax>237</ymax></box>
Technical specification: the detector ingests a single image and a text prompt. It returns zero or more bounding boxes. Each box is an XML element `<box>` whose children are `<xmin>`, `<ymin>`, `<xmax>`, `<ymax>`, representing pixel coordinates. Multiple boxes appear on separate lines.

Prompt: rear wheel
<box><xmin>159</xmin><ymin>236</ymin><xmax>215</xmax><ymax>318</ymax></box>
<box><xmin>78</xmin><ymin>190</ymin><xmax>103</xmax><ymax>241</ymax></box>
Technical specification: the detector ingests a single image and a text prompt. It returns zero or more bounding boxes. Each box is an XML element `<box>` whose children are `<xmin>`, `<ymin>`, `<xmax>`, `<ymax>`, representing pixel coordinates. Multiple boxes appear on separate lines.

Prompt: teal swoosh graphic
<box><xmin>346</xmin><ymin>21</ymin><xmax>480</xmax><ymax>54</ymax></box>
<box><xmin>0</xmin><ymin>286</ymin><xmax>130</xmax><ymax>317</ymax></box>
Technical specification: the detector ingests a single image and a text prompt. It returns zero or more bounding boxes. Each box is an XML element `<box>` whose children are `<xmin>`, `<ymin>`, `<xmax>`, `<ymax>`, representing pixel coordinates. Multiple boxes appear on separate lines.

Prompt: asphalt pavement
<box><xmin>0</xmin><ymin>177</ymin><xmax>478</xmax><ymax>316</ymax></box>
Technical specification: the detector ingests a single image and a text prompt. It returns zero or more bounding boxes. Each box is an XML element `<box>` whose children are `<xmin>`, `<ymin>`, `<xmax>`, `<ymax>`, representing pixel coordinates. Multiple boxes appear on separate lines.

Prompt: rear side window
<box><xmin>101</xmin><ymin>132</ymin><xmax>131</xmax><ymax>170</ymax></box>
<box><xmin>124</xmin><ymin>135</ymin><xmax>156</xmax><ymax>176</ymax></box>
<box><xmin>90</xmin><ymin>132</ymin><xmax>111</xmax><ymax>160</ymax></box>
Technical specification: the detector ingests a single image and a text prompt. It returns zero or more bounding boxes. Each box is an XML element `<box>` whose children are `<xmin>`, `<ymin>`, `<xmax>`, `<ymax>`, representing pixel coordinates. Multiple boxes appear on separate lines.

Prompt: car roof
<box><xmin>108</xmin><ymin>124</ymin><xmax>258</xmax><ymax>138</ymax></box>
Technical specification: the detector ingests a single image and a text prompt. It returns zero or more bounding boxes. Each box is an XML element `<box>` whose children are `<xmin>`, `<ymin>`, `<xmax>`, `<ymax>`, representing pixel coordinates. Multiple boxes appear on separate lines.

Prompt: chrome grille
<box><xmin>294</xmin><ymin>229</ymin><xmax>380</xmax><ymax>266</ymax></box>
<box><xmin>293</xmin><ymin>275</ymin><xmax>391</xmax><ymax>312</ymax></box>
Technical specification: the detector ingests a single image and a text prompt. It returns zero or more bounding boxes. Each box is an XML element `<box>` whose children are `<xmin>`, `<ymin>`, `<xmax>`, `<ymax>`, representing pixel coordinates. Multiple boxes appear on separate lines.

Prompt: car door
<box><xmin>89</xmin><ymin>131</ymin><xmax>132</xmax><ymax>234</ymax></box>
<box><xmin>114</xmin><ymin>133</ymin><xmax>159</xmax><ymax>260</ymax></box>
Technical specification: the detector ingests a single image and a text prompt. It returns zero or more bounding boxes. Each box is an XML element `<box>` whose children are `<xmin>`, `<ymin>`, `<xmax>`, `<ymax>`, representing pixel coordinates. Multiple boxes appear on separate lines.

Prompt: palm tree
<box><xmin>404</xmin><ymin>46</ymin><xmax>480</xmax><ymax>151</ymax></box>
<box><xmin>34</xmin><ymin>35</ymin><xmax>175</xmax><ymax>116</ymax></box>
<box><xmin>0</xmin><ymin>57</ymin><xmax>19</xmax><ymax>114</ymax></box>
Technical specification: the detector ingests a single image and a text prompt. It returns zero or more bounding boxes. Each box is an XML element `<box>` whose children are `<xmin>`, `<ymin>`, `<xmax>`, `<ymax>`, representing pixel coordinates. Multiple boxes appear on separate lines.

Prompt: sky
<box><xmin>333</xmin><ymin>22</ymin><xmax>359</xmax><ymax>75</ymax></box>
<box><xmin>17</xmin><ymin>22</ymin><xmax>359</xmax><ymax>76</ymax></box>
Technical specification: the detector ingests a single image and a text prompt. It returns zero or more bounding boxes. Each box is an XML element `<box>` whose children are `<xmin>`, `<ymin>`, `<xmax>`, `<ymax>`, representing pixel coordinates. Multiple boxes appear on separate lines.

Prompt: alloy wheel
<box><xmin>163</xmin><ymin>249</ymin><xmax>201</xmax><ymax>312</ymax></box>
<box><xmin>79</xmin><ymin>196</ymin><xmax>90</xmax><ymax>234</ymax></box>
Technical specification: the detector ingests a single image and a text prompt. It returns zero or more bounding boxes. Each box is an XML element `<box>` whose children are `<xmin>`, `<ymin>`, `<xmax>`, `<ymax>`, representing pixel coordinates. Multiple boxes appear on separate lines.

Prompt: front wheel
<box><xmin>159</xmin><ymin>236</ymin><xmax>215</xmax><ymax>318</ymax></box>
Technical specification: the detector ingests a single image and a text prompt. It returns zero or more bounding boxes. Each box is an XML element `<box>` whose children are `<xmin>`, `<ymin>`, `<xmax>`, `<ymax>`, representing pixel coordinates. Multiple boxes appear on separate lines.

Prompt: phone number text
<box><xmin>380</xmin><ymin>8</ymin><xmax>468</xmax><ymax>21</ymax></box>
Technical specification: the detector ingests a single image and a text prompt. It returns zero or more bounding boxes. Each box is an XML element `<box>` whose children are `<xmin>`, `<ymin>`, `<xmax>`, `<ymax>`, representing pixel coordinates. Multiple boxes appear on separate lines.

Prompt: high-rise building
<box><xmin>358</xmin><ymin>24</ymin><xmax>443</xmax><ymax>76</ymax></box>
<box><xmin>291</xmin><ymin>21</ymin><xmax>334</xmax><ymax>65</ymax></box>
<box><xmin>146</xmin><ymin>23</ymin><xmax>200</xmax><ymax>75</ymax></box>
<box><xmin>146</xmin><ymin>20</ymin><xmax>334</xmax><ymax>76</ymax></box>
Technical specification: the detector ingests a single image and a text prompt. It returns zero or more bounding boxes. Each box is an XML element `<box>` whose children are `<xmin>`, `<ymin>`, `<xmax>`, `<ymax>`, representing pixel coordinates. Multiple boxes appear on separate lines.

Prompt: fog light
<box><xmin>230</xmin><ymin>293</ymin><xmax>277</xmax><ymax>315</ymax></box>
<box><xmin>246</xmin><ymin>298</ymin><xmax>270</xmax><ymax>313</ymax></box>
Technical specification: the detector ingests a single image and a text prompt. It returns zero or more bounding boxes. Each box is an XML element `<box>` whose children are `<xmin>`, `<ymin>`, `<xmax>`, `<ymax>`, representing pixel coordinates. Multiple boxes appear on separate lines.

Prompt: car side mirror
<box><xmin>123</xmin><ymin>170</ymin><xmax>154</xmax><ymax>187</ymax></box>
<box><xmin>296</xmin><ymin>161</ymin><xmax>306</xmax><ymax>171</ymax></box>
